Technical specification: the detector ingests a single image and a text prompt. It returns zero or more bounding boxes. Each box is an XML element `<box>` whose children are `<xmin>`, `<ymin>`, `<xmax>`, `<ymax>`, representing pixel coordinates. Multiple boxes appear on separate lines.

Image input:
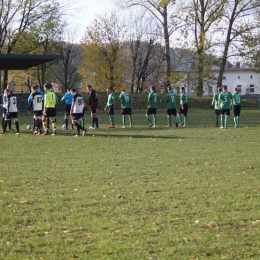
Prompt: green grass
<box><xmin>1</xmin><ymin>110</ymin><xmax>260</xmax><ymax>259</ymax></box>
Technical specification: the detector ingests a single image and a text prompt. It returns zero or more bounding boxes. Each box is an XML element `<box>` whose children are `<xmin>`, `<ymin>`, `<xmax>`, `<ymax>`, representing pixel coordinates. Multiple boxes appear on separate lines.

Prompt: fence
<box><xmin>2</xmin><ymin>93</ymin><xmax>260</xmax><ymax>113</ymax></box>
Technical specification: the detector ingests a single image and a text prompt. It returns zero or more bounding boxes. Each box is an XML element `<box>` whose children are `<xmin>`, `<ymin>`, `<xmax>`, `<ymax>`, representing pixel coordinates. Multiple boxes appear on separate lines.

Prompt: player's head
<box><xmin>222</xmin><ymin>85</ymin><xmax>227</xmax><ymax>91</ymax></box>
<box><xmin>106</xmin><ymin>88</ymin><xmax>112</xmax><ymax>94</ymax></box>
<box><xmin>67</xmin><ymin>88</ymin><xmax>71</xmax><ymax>92</ymax></box>
<box><xmin>233</xmin><ymin>87</ymin><xmax>237</xmax><ymax>92</ymax></box>
<box><xmin>167</xmin><ymin>86</ymin><xmax>172</xmax><ymax>92</ymax></box>
<box><xmin>44</xmin><ymin>84</ymin><xmax>51</xmax><ymax>91</ymax></box>
<box><xmin>70</xmin><ymin>88</ymin><xmax>77</xmax><ymax>95</ymax></box>
<box><xmin>180</xmin><ymin>87</ymin><xmax>185</xmax><ymax>92</ymax></box>
<box><xmin>121</xmin><ymin>89</ymin><xmax>125</xmax><ymax>93</ymax></box>
<box><xmin>87</xmin><ymin>85</ymin><xmax>92</xmax><ymax>92</ymax></box>
<box><xmin>32</xmin><ymin>84</ymin><xmax>39</xmax><ymax>92</ymax></box>
<box><xmin>4</xmin><ymin>88</ymin><xmax>10</xmax><ymax>95</ymax></box>
<box><xmin>150</xmin><ymin>86</ymin><xmax>155</xmax><ymax>92</ymax></box>
<box><xmin>218</xmin><ymin>87</ymin><xmax>222</xmax><ymax>92</ymax></box>
<box><xmin>6</xmin><ymin>85</ymin><xmax>12</xmax><ymax>91</ymax></box>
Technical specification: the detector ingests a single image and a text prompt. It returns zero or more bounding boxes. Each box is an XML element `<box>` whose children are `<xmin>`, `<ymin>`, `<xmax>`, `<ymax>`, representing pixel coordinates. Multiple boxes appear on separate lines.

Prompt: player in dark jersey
<box><xmin>87</xmin><ymin>85</ymin><xmax>99</xmax><ymax>129</ymax></box>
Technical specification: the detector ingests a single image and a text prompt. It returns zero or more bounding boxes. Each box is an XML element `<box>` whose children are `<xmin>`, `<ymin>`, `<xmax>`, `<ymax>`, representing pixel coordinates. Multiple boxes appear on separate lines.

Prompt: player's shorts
<box><xmin>233</xmin><ymin>105</ymin><xmax>241</xmax><ymax>117</ymax></box>
<box><xmin>167</xmin><ymin>108</ymin><xmax>177</xmax><ymax>116</ymax></box>
<box><xmin>122</xmin><ymin>108</ymin><xmax>132</xmax><ymax>115</ymax></box>
<box><xmin>65</xmin><ymin>104</ymin><xmax>71</xmax><ymax>116</ymax></box>
<box><xmin>72</xmin><ymin>113</ymin><xmax>83</xmax><ymax>121</ymax></box>
<box><xmin>178</xmin><ymin>104</ymin><xmax>188</xmax><ymax>115</ymax></box>
<box><xmin>90</xmin><ymin>106</ymin><xmax>97</xmax><ymax>114</ymax></box>
<box><xmin>5</xmin><ymin>112</ymin><xmax>18</xmax><ymax>120</ymax></box>
<box><xmin>43</xmin><ymin>108</ymin><xmax>56</xmax><ymax>117</ymax></box>
<box><xmin>220</xmin><ymin>109</ymin><xmax>230</xmax><ymax>115</ymax></box>
<box><xmin>215</xmin><ymin>109</ymin><xmax>220</xmax><ymax>116</ymax></box>
<box><xmin>34</xmin><ymin>110</ymin><xmax>43</xmax><ymax>117</ymax></box>
<box><xmin>108</xmin><ymin>105</ymin><xmax>114</xmax><ymax>115</ymax></box>
<box><xmin>146</xmin><ymin>108</ymin><xmax>156</xmax><ymax>115</ymax></box>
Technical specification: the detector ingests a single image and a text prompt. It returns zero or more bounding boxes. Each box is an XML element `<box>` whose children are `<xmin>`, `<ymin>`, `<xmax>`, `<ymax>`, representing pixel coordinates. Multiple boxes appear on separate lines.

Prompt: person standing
<box><xmin>218</xmin><ymin>85</ymin><xmax>233</xmax><ymax>129</ymax></box>
<box><xmin>177</xmin><ymin>87</ymin><xmax>188</xmax><ymax>126</ymax></box>
<box><xmin>1</xmin><ymin>85</ymin><xmax>14</xmax><ymax>131</ymax></box>
<box><xmin>211</xmin><ymin>87</ymin><xmax>222</xmax><ymax>127</ymax></box>
<box><xmin>42</xmin><ymin>84</ymin><xmax>57</xmax><ymax>136</ymax></box>
<box><xmin>1</xmin><ymin>88</ymin><xmax>20</xmax><ymax>135</ymax></box>
<box><xmin>166</xmin><ymin>86</ymin><xmax>178</xmax><ymax>127</ymax></box>
<box><xmin>104</xmin><ymin>88</ymin><xmax>115</xmax><ymax>128</ymax></box>
<box><xmin>119</xmin><ymin>89</ymin><xmax>132</xmax><ymax>128</ymax></box>
<box><xmin>146</xmin><ymin>86</ymin><xmax>158</xmax><ymax>127</ymax></box>
<box><xmin>28</xmin><ymin>84</ymin><xmax>44</xmax><ymax>135</ymax></box>
<box><xmin>87</xmin><ymin>85</ymin><xmax>99</xmax><ymax>130</ymax></box>
<box><xmin>61</xmin><ymin>88</ymin><xmax>73</xmax><ymax>130</ymax></box>
<box><xmin>70</xmin><ymin>88</ymin><xmax>86</xmax><ymax>136</ymax></box>
<box><xmin>232</xmin><ymin>87</ymin><xmax>242</xmax><ymax>127</ymax></box>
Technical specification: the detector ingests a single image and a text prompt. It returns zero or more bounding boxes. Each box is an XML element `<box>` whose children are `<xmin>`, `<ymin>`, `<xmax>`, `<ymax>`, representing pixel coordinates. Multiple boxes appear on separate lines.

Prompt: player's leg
<box><xmin>153</xmin><ymin>110</ymin><xmax>157</xmax><ymax>127</ymax></box>
<box><xmin>166</xmin><ymin>109</ymin><xmax>171</xmax><ymax>127</ymax></box>
<box><xmin>42</xmin><ymin>112</ymin><xmax>49</xmax><ymax>135</ymax></box>
<box><xmin>2</xmin><ymin>114</ymin><xmax>8</xmax><ymax>133</ymax></box>
<box><xmin>122</xmin><ymin>115</ymin><xmax>126</xmax><ymax>128</ymax></box>
<box><xmin>50</xmin><ymin>117</ymin><xmax>57</xmax><ymax>135</ymax></box>
<box><xmin>13</xmin><ymin>117</ymin><xmax>19</xmax><ymax>134</ymax></box>
<box><xmin>146</xmin><ymin>108</ymin><xmax>153</xmax><ymax>126</ymax></box>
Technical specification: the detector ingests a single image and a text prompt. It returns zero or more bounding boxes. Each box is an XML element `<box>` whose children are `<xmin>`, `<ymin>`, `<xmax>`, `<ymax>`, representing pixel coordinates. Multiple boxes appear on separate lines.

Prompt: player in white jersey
<box><xmin>1</xmin><ymin>85</ymin><xmax>14</xmax><ymax>131</ymax></box>
<box><xmin>1</xmin><ymin>89</ymin><xmax>20</xmax><ymax>134</ymax></box>
<box><xmin>70</xmin><ymin>88</ymin><xmax>86</xmax><ymax>136</ymax></box>
<box><xmin>28</xmin><ymin>84</ymin><xmax>44</xmax><ymax>135</ymax></box>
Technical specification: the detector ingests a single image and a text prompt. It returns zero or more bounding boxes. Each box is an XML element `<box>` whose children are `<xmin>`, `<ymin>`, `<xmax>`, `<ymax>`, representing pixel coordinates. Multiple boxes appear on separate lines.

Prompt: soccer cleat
<box><xmin>42</xmin><ymin>131</ymin><xmax>49</xmax><ymax>135</ymax></box>
<box><xmin>166</xmin><ymin>125</ymin><xmax>171</xmax><ymax>127</ymax></box>
<box><xmin>89</xmin><ymin>126</ymin><xmax>96</xmax><ymax>130</ymax></box>
<box><xmin>15</xmin><ymin>132</ymin><xmax>20</xmax><ymax>136</ymax></box>
<box><xmin>73</xmin><ymin>134</ymin><xmax>79</xmax><ymax>137</ymax></box>
<box><xmin>149</xmin><ymin>123</ymin><xmax>153</xmax><ymax>127</ymax></box>
<box><xmin>183</xmin><ymin>125</ymin><xmax>186</xmax><ymax>127</ymax></box>
<box><xmin>108</xmin><ymin>125</ymin><xmax>113</xmax><ymax>128</ymax></box>
<box><xmin>9</xmin><ymin>128</ymin><xmax>15</xmax><ymax>132</ymax></box>
<box><xmin>111</xmin><ymin>125</ymin><xmax>115</xmax><ymax>128</ymax></box>
<box><xmin>220</xmin><ymin>126</ymin><xmax>224</xmax><ymax>129</ymax></box>
<box><xmin>152</xmin><ymin>125</ymin><xmax>156</xmax><ymax>128</ymax></box>
<box><xmin>33</xmin><ymin>131</ymin><xmax>38</xmax><ymax>135</ymax></box>
<box><xmin>175</xmin><ymin>123</ymin><xmax>178</xmax><ymax>127</ymax></box>
<box><xmin>36</xmin><ymin>132</ymin><xmax>42</xmax><ymax>135</ymax></box>
<box><xmin>122</xmin><ymin>126</ymin><xmax>126</xmax><ymax>128</ymax></box>
<box><xmin>82</xmin><ymin>129</ymin><xmax>86</xmax><ymax>136</ymax></box>
<box><xmin>179</xmin><ymin>123</ymin><xmax>184</xmax><ymax>126</ymax></box>
<box><xmin>95</xmin><ymin>127</ymin><xmax>99</xmax><ymax>130</ymax></box>
<box><xmin>0</xmin><ymin>131</ymin><xmax>6</xmax><ymax>134</ymax></box>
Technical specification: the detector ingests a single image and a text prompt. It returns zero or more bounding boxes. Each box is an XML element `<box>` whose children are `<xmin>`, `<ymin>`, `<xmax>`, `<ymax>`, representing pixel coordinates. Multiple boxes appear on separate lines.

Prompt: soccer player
<box><xmin>104</xmin><ymin>88</ymin><xmax>115</xmax><ymax>128</ymax></box>
<box><xmin>61</xmin><ymin>88</ymin><xmax>73</xmax><ymax>130</ymax></box>
<box><xmin>1</xmin><ymin>88</ymin><xmax>20</xmax><ymax>135</ymax></box>
<box><xmin>119</xmin><ymin>89</ymin><xmax>132</xmax><ymax>128</ymax></box>
<box><xmin>166</xmin><ymin>86</ymin><xmax>178</xmax><ymax>127</ymax></box>
<box><xmin>177</xmin><ymin>87</ymin><xmax>188</xmax><ymax>126</ymax></box>
<box><xmin>218</xmin><ymin>85</ymin><xmax>233</xmax><ymax>129</ymax></box>
<box><xmin>42</xmin><ymin>84</ymin><xmax>57</xmax><ymax>136</ymax></box>
<box><xmin>1</xmin><ymin>85</ymin><xmax>14</xmax><ymax>131</ymax></box>
<box><xmin>211</xmin><ymin>87</ymin><xmax>222</xmax><ymax>127</ymax></box>
<box><xmin>28</xmin><ymin>85</ymin><xmax>44</xmax><ymax>132</ymax></box>
<box><xmin>146</xmin><ymin>86</ymin><xmax>158</xmax><ymax>127</ymax></box>
<box><xmin>28</xmin><ymin>84</ymin><xmax>44</xmax><ymax>135</ymax></box>
<box><xmin>232</xmin><ymin>87</ymin><xmax>242</xmax><ymax>127</ymax></box>
<box><xmin>87</xmin><ymin>85</ymin><xmax>99</xmax><ymax>130</ymax></box>
<box><xmin>70</xmin><ymin>88</ymin><xmax>86</xmax><ymax>136</ymax></box>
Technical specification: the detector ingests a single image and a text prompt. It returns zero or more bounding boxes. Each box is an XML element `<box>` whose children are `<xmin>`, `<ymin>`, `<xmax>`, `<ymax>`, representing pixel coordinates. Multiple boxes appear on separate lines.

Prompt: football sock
<box><xmin>109</xmin><ymin>117</ymin><xmax>112</xmax><ymax>125</ymax></box>
<box><xmin>92</xmin><ymin>118</ymin><xmax>94</xmax><ymax>127</ymax></box>
<box><xmin>129</xmin><ymin>116</ymin><xmax>132</xmax><ymax>127</ymax></box>
<box><xmin>146</xmin><ymin>115</ymin><xmax>152</xmax><ymax>124</ymax></box>
<box><xmin>43</xmin><ymin>121</ymin><xmax>48</xmax><ymax>130</ymax></box>
<box><xmin>2</xmin><ymin>116</ymin><xmax>4</xmax><ymax>130</ymax></box>
<box><xmin>153</xmin><ymin>116</ymin><xmax>156</xmax><ymax>126</ymax></box>
<box><xmin>174</xmin><ymin>116</ymin><xmax>178</xmax><ymax>123</ymax></box>
<box><xmin>33</xmin><ymin>118</ymin><xmax>36</xmax><ymax>130</ymax></box>
<box><xmin>111</xmin><ymin>117</ymin><xmax>115</xmax><ymax>126</ymax></box>
<box><xmin>3</xmin><ymin>120</ymin><xmax>7</xmax><ymax>132</ymax></box>
<box><xmin>8</xmin><ymin>120</ymin><xmax>11</xmax><ymax>129</ymax></box>
<box><xmin>178</xmin><ymin>115</ymin><xmax>183</xmax><ymax>123</ymax></box>
<box><xmin>216</xmin><ymin>116</ymin><xmax>218</xmax><ymax>125</ymax></box>
<box><xmin>65</xmin><ymin>119</ymin><xmax>68</xmax><ymax>129</ymax></box>
<box><xmin>184</xmin><ymin>116</ymin><xmax>187</xmax><ymax>125</ymax></box>
<box><xmin>225</xmin><ymin>116</ymin><xmax>229</xmax><ymax>128</ymax></box>
<box><xmin>237</xmin><ymin>116</ymin><xmax>240</xmax><ymax>126</ymax></box>
<box><xmin>234</xmin><ymin>117</ymin><xmax>237</xmax><ymax>126</ymax></box>
<box><xmin>51</xmin><ymin>122</ymin><xmax>57</xmax><ymax>130</ymax></box>
<box><xmin>95</xmin><ymin>118</ymin><xmax>99</xmax><ymax>128</ymax></box>
<box><xmin>167</xmin><ymin>117</ymin><xmax>171</xmax><ymax>126</ymax></box>
<box><xmin>221</xmin><ymin>116</ymin><xmax>224</xmax><ymax>127</ymax></box>
<box><xmin>15</xmin><ymin>121</ymin><xmax>19</xmax><ymax>133</ymax></box>
<box><xmin>75</xmin><ymin>123</ymin><xmax>84</xmax><ymax>133</ymax></box>
<box><xmin>122</xmin><ymin>116</ymin><xmax>126</xmax><ymax>126</ymax></box>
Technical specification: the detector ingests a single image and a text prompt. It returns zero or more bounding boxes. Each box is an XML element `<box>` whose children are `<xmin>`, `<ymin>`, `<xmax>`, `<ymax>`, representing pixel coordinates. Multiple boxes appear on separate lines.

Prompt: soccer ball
<box><xmin>27</xmin><ymin>124</ymin><xmax>33</xmax><ymax>131</ymax></box>
<box><xmin>62</xmin><ymin>124</ymin><xmax>67</xmax><ymax>130</ymax></box>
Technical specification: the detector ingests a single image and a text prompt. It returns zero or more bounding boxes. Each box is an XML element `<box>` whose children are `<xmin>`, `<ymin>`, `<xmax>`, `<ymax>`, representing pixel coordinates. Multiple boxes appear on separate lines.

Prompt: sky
<box><xmin>67</xmin><ymin>0</ymin><xmax>116</xmax><ymax>42</ymax></box>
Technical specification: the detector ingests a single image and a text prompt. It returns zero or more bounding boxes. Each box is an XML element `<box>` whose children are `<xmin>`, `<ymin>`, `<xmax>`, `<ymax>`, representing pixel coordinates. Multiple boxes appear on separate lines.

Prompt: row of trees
<box><xmin>1</xmin><ymin>0</ymin><xmax>260</xmax><ymax>95</ymax></box>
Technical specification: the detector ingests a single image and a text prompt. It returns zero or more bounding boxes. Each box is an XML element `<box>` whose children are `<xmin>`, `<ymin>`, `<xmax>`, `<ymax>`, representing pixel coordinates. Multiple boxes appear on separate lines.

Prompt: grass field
<box><xmin>1</xmin><ymin>109</ymin><xmax>260</xmax><ymax>260</ymax></box>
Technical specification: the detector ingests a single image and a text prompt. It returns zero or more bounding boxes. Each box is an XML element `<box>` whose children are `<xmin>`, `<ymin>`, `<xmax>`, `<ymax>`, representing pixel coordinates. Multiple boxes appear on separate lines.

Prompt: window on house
<box><xmin>238</xmin><ymin>76</ymin><xmax>240</xmax><ymax>79</ymax></box>
<box><xmin>251</xmin><ymin>75</ymin><xmax>253</xmax><ymax>79</ymax></box>
<box><xmin>250</xmin><ymin>85</ymin><xmax>254</xmax><ymax>93</ymax></box>
<box><xmin>237</xmin><ymin>85</ymin><xmax>241</xmax><ymax>93</ymax></box>
<box><xmin>222</xmin><ymin>76</ymin><xmax>226</xmax><ymax>80</ymax></box>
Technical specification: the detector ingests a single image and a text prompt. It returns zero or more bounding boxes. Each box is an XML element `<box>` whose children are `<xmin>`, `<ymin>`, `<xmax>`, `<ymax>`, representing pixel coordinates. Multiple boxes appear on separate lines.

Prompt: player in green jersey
<box><xmin>232</xmin><ymin>87</ymin><xmax>242</xmax><ymax>127</ymax></box>
<box><xmin>211</xmin><ymin>87</ymin><xmax>222</xmax><ymax>127</ymax></box>
<box><xmin>218</xmin><ymin>85</ymin><xmax>233</xmax><ymax>129</ymax></box>
<box><xmin>177</xmin><ymin>87</ymin><xmax>188</xmax><ymax>126</ymax></box>
<box><xmin>104</xmin><ymin>88</ymin><xmax>115</xmax><ymax>128</ymax></box>
<box><xmin>119</xmin><ymin>90</ymin><xmax>132</xmax><ymax>128</ymax></box>
<box><xmin>146</xmin><ymin>86</ymin><xmax>158</xmax><ymax>127</ymax></box>
<box><xmin>166</xmin><ymin>86</ymin><xmax>178</xmax><ymax>127</ymax></box>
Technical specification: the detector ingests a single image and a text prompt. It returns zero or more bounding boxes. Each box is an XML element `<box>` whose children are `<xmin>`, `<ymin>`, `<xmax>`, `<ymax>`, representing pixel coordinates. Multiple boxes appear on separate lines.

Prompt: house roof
<box><xmin>0</xmin><ymin>54</ymin><xmax>63</xmax><ymax>70</ymax></box>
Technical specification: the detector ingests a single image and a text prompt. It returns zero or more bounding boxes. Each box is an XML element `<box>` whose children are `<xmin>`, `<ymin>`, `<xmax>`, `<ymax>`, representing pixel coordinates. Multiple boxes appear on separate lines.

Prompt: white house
<box><xmin>209</xmin><ymin>62</ymin><xmax>260</xmax><ymax>95</ymax></box>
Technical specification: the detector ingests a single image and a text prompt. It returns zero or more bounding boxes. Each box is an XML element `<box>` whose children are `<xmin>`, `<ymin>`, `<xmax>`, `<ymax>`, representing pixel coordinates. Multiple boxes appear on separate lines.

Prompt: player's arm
<box><xmin>70</xmin><ymin>101</ymin><xmax>75</xmax><ymax>115</ymax></box>
<box><xmin>218</xmin><ymin>95</ymin><xmax>221</xmax><ymax>110</ymax></box>
<box><xmin>7</xmin><ymin>96</ymin><xmax>10</xmax><ymax>114</ymax></box>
